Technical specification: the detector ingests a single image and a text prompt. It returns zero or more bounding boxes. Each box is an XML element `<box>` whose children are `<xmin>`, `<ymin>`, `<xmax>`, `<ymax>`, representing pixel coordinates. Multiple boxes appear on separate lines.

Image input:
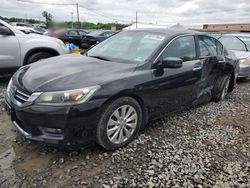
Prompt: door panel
<box><xmin>0</xmin><ymin>32</ymin><xmax>20</xmax><ymax>68</ymax></box>
<box><xmin>148</xmin><ymin>35</ymin><xmax>202</xmax><ymax>118</ymax></box>
<box><xmin>61</xmin><ymin>30</ymin><xmax>81</xmax><ymax>46</ymax></box>
<box><xmin>149</xmin><ymin>59</ymin><xmax>202</xmax><ymax>117</ymax></box>
<box><xmin>196</xmin><ymin>35</ymin><xmax>225</xmax><ymax>103</ymax></box>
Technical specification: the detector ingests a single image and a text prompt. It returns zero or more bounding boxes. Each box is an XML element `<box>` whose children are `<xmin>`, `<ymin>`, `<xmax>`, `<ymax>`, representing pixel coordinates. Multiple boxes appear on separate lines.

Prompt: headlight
<box><xmin>35</xmin><ymin>86</ymin><xmax>100</xmax><ymax>106</ymax></box>
<box><xmin>239</xmin><ymin>58</ymin><xmax>249</xmax><ymax>65</ymax></box>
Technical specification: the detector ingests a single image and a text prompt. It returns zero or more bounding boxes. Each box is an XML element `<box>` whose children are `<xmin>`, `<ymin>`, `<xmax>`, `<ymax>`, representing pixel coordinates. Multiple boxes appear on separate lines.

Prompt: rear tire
<box><xmin>212</xmin><ymin>74</ymin><xmax>231</xmax><ymax>102</ymax></box>
<box><xmin>26</xmin><ymin>52</ymin><xmax>53</xmax><ymax>65</ymax></box>
<box><xmin>96</xmin><ymin>97</ymin><xmax>142</xmax><ymax>150</ymax></box>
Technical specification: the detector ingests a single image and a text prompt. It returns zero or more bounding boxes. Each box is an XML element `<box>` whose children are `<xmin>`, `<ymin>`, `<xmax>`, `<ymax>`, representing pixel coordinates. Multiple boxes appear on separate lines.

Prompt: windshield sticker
<box><xmin>144</xmin><ymin>35</ymin><xmax>165</xmax><ymax>41</ymax></box>
<box><xmin>134</xmin><ymin>57</ymin><xmax>144</xmax><ymax>61</ymax></box>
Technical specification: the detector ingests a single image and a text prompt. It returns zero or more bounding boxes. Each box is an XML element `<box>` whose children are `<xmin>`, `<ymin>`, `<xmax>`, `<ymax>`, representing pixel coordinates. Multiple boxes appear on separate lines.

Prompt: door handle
<box><xmin>193</xmin><ymin>61</ymin><xmax>203</xmax><ymax>71</ymax></box>
<box><xmin>218</xmin><ymin>60</ymin><xmax>226</xmax><ymax>63</ymax></box>
<box><xmin>193</xmin><ymin>66</ymin><xmax>202</xmax><ymax>71</ymax></box>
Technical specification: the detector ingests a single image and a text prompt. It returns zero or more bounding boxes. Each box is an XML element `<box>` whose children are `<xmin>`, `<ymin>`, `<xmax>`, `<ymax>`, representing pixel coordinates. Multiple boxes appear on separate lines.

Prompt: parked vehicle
<box><xmin>5</xmin><ymin>29</ymin><xmax>238</xmax><ymax>150</ymax></box>
<box><xmin>0</xmin><ymin>19</ymin><xmax>68</xmax><ymax>75</ymax></box>
<box><xmin>49</xmin><ymin>29</ymin><xmax>88</xmax><ymax>47</ymax></box>
<box><xmin>11</xmin><ymin>22</ymin><xmax>47</xmax><ymax>34</ymax></box>
<box><xmin>80</xmin><ymin>30</ymin><xmax>117</xmax><ymax>49</ymax></box>
<box><xmin>11</xmin><ymin>22</ymin><xmax>33</xmax><ymax>28</ymax></box>
<box><xmin>218</xmin><ymin>34</ymin><xmax>250</xmax><ymax>78</ymax></box>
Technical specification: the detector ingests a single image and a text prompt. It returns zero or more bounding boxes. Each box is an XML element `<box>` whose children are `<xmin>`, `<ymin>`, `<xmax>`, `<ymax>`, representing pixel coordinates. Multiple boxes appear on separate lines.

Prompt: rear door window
<box><xmin>67</xmin><ymin>30</ymin><xmax>78</xmax><ymax>36</ymax></box>
<box><xmin>198</xmin><ymin>35</ymin><xmax>217</xmax><ymax>57</ymax></box>
<box><xmin>78</xmin><ymin>30</ymin><xmax>87</xmax><ymax>36</ymax></box>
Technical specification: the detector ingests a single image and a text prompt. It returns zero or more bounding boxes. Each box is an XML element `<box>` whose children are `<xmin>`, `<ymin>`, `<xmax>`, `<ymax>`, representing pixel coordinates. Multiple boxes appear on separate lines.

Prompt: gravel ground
<box><xmin>0</xmin><ymin>78</ymin><xmax>249</xmax><ymax>188</ymax></box>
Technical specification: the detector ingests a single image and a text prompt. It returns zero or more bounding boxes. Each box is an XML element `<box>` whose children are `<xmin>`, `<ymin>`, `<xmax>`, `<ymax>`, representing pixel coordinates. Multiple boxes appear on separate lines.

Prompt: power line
<box><xmin>16</xmin><ymin>0</ymin><xmax>132</xmax><ymax>23</ymax></box>
<box><xmin>77</xmin><ymin>4</ymin><xmax>131</xmax><ymax>23</ymax></box>
<box><xmin>16</xmin><ymin>0</ymin><xmax>74</xmax><ymax>6</ymax></box>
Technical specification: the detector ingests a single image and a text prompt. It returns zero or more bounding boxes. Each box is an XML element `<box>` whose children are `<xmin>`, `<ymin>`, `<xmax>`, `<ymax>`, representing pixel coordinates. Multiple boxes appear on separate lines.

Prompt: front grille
<box><xmin>9</xmin><ymin>81</ymin><xmax>32</xmax><ymax>106</ymax></box>
<box><xmin>14</xmin><ymin>89</ymin><xmax>31</xmax><ymax>104</ymax></box>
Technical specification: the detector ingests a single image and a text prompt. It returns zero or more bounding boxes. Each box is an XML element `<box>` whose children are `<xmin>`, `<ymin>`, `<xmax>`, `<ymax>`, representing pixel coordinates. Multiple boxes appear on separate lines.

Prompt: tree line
<box><xmin>0</xmin><ymin>13</ymin><xmax>129</xmax><ymax>30</ymax></box>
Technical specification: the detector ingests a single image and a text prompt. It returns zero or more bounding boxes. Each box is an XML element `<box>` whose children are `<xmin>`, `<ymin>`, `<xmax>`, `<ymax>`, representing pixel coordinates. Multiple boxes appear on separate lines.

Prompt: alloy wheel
<box><xmin>106</xmin><ymin>105</ymin><xmax>138</xmax><ymax>144</ymax></box>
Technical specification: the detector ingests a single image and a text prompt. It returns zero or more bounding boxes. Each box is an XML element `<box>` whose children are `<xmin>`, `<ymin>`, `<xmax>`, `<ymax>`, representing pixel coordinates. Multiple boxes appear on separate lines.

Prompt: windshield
<box><xmin>219</xmin><ymin>36</ymin><xmax>247</xmax><ymax>51</ymax></box>
<box><xmin>238</xmin><ymin>36</ymin><xmax>250</xmax><ymax>50</ymax></box>
<box><xmin>88</xmin><ymin>30</ymin><xmax>106</xmax><ymax>36</ymax></box>
<box><xmin>87</xmin><ymin>31</ymin><xmax>166</xmax><ymax>63</ymax></box>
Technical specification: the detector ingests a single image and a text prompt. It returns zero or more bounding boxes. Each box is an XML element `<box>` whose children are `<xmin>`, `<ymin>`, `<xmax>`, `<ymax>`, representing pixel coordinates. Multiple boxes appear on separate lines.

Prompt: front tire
<box><xmin>26</xmin><ymin>52</ymin><xmax>53</xmax><ymax>65</ymax></box>
<box><xmin>213</xmin><ymin>74</ymin><xmax>231</xmax><ymax>102</ymax></box>
<box><xmin>96</xmin><ymin>97</ymin><xmax>142</xmax><ymax>150</ymax></box>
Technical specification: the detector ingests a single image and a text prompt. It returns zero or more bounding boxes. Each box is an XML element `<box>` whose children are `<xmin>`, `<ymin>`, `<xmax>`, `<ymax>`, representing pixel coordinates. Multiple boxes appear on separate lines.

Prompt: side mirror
<box><xmin>0</xmin><ymin>26</ymin><xmax>13</xmax><ymax>36</ymax></box>
<box><xmin>160</xmin><ymin>57</ymin><xmax>183</xmax><ymax>68</ymax></box>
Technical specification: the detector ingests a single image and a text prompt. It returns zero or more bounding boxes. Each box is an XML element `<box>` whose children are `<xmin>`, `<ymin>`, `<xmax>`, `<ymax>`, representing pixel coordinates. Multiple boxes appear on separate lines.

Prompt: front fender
<box><xmin>17</xmin><ymin>35</ymin><xmax>67</xmax><ymax>65</ymax></box>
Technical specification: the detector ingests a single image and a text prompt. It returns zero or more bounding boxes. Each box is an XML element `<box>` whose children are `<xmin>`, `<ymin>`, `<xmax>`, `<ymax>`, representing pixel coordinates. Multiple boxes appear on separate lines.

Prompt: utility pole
<box><xmin>71</xmin><ymin>12</ymin><xmax>74</xmax><ymax>28</ymax></box>
<box><xmin>136</xmin><ymin>11</ymin><xmax>138</xmax><ymax>29</ymax></box>
<box><xmin>76</xmin><ymin>3</ymin><xmax>80</xmax><ymax>28</ymax></box>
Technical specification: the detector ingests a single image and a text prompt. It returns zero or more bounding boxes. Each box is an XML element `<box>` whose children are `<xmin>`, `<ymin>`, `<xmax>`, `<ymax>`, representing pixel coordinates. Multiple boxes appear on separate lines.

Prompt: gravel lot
<box><xmin>0</xmin><ymin>78</ymin><xmax>249</xmax><ymax>188</ymax></box>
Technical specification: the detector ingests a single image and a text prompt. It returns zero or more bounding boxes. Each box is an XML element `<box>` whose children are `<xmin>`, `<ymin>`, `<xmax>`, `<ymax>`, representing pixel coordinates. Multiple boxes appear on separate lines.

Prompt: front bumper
<box><xmin>239</xmin><ymin>64</ymin><xmax>250</xmax><ymax>78</ymax></box>
<box><xmin>5</xmin><ymin>95</ymin><xmax>105</xmax><ymax>146</ymax></box>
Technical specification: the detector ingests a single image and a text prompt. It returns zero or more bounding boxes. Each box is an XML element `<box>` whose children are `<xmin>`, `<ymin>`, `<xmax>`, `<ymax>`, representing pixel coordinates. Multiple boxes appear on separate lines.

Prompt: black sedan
<box><xmin>5</xmin><ymin>29</ymin><xmax>238</xmax><ymax>150</ymax></box>
<box><xmin>51</xmin><ymin>29</ymin><xmax>88</xmax><ymax>47</ymax></box>
<box><xmin>80</xmin><ymin>30</ymin><xmax>117</xmax><ymax>49</ymax></box>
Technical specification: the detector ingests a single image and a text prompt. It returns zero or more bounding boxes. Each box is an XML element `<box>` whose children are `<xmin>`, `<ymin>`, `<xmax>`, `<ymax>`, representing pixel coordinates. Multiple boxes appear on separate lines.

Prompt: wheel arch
<box><xmin>23</xmin><ymin>47</ymin><xmax>60</xmax><ymax>65</ymax></box>
<box><xmin>97</xmin><ymin>92</ymin><xmax>149</xmax><ymax>130</ymax></box>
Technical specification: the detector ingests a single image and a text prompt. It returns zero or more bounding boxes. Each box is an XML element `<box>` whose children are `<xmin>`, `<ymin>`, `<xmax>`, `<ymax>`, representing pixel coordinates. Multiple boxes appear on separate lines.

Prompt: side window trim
<box><xmin>153</xmin><ymin>34</ymin><xmax>198</xmax><ymax>66</ymax></box>
<box><xmin>215</xmin><ymin>39</ymin><xmax>224</xmax><ymax>56</ymax></box>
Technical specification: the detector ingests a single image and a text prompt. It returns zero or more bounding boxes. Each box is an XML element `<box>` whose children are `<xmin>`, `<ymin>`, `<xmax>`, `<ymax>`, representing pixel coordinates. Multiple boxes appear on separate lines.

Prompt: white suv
<box><xmin>0</xmin><ymin>20</ymin><xmax>68</xmax><ymax>76</ymax></box>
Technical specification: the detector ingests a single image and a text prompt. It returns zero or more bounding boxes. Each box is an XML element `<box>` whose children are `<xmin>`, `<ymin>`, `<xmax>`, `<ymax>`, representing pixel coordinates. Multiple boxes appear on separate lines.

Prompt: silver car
<box><xmin>218</xmin><ymin>34</ymin><xmax>250</xmax><ymax>78</ymax></box>
<box><xmin>0</xmin><ymin>19</ymin><xmax>68</xmax><ymax>76</ymax></box>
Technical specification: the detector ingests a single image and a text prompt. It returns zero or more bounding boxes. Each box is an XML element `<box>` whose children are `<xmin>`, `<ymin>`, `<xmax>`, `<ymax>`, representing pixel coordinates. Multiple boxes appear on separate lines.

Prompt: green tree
<box><xmin>42</xmin><ymin>11</ymin><xmax>53</xmax><ymax>28</ymax></box>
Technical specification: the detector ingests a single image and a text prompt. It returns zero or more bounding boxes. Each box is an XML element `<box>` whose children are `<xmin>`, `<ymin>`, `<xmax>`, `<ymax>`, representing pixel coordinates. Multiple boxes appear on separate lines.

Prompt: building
<box><xmin>202</xmin><ymin>23</ymin><xmax>250</xmax><ymax>32</ymax></box>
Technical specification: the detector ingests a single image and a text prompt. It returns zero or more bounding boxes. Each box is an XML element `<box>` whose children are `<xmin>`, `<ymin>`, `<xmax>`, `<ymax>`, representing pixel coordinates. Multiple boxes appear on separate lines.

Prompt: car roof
<box><xmin>221</xmin><ymin>33</ymin><xmax>250</xmax><ymax>37</ymax></box>
<box><xmin>125</xmin><ymin>28</ymin><xmax>201</xmax><ymax>36</ymax></box>
<box><xmin>65</xmin><ymin>28</ymin><xmax>87</xmax><ymax>31</ymax></box>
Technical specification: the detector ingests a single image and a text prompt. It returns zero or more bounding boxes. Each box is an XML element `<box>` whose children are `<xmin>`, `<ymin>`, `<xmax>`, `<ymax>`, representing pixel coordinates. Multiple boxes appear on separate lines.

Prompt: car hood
<box><xmin>14</xmin><ymin>54</ymin><xmax>137</xmax><ymax>92</ymax></box>
<box><xmin>16</xmin><ymin>32</ymin><xmax>60</xmax><ymax>41</ymax></box>
<box><xmin>230</xmin><ymin>50</ymin><xmax>250</xmax><ymax>58</ymax></box>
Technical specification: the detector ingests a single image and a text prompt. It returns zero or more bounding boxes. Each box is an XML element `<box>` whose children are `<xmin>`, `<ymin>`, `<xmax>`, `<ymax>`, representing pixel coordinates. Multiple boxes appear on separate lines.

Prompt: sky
<box><xmin>1</xmin><ymin>0</ymin><xmax>250</xmax><ymax>27</ymax></box>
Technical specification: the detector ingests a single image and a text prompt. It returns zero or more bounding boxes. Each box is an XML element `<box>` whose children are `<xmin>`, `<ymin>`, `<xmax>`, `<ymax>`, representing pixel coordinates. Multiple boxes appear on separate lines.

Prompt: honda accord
<box><xmin>5</xmin><ymin>29</ymin><xmax>238</xmax><ymax>150</ymax></box>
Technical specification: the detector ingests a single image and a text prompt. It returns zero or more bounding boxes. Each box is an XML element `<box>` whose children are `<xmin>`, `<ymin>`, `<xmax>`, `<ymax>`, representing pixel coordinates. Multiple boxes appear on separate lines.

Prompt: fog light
<box><xmin>44</xmin><ymin>128</ymin><xmax>63</xmax><ymax>134</ymax></box>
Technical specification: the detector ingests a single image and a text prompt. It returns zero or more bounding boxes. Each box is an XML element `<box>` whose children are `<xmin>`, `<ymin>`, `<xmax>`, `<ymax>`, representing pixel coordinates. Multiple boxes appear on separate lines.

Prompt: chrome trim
<box><xmin>16</xmin><ymin>89</ymin><xmax>30</xmax><ymax>98</ymax></box>
<box><xmin>153</xmin><ymin>33</ymin><xmax>225</xmax><ymax>65</ymax></box>
<box><xmin>15</xmin><ymin>94</ymin><xmax>28</xmax><ymax>102</ymax></box>
<box><xmin>153</xmin><ymin>34</ymin><xmax>196</xmax><ymax>65</ymax></box>
<box><xmin>27</xmin><ymin>92</ymin><xmax>42</xmax><ymax>102</ymax></box>
<box><xmin>13</xmin><ymin>121</ymin><xmax>30</xmax><ymax>137</ymax></box>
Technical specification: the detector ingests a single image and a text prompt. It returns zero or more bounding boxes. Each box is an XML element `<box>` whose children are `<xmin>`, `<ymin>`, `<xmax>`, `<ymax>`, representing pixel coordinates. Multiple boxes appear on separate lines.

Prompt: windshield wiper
<box><xmin>88</xmin><ymin>55</ymin><xmax>111</xmax><ymax>61</ymax></box>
